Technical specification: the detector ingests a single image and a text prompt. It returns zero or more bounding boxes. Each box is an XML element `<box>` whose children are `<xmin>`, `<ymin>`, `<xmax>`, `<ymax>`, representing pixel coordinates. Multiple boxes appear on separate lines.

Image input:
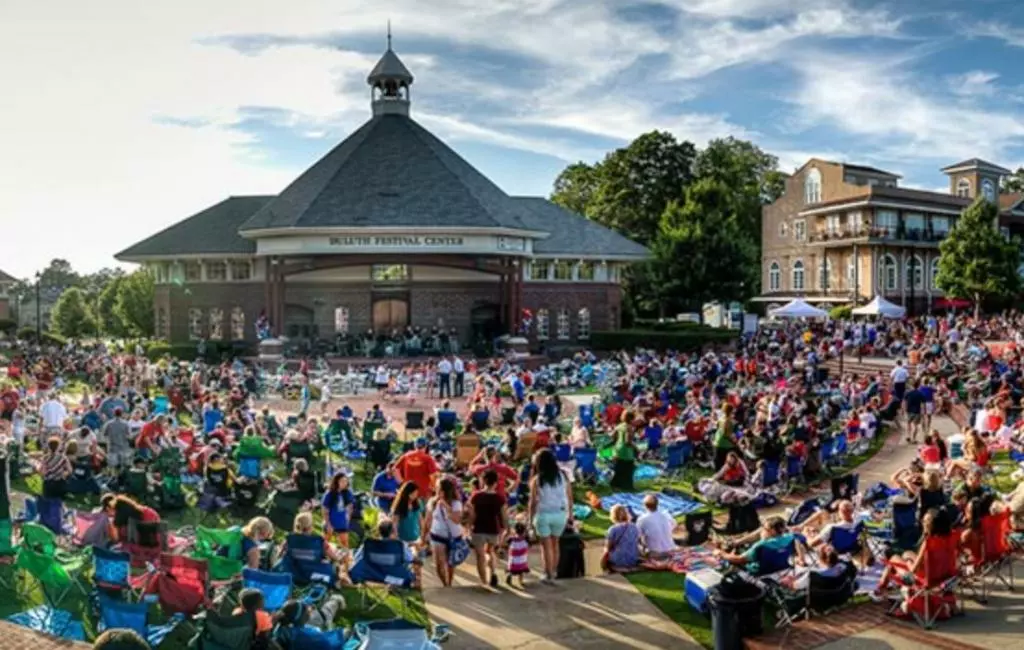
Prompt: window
<box><xmin>818</xmin><ymin>258</ymin><xmax>833</xmax><ymax>290</ymax></box>
<box><xmin>779</xmin><ymin>222</ymin><xmax>788</xmax><ymax>238</ymax></box>
<box><xmin>843</xmin><ymin>174</ymin><xmax>858</xmax><ymax>184</ymax></box>
<box><xmin>553</xmin><ymin>260</ymin><xmax>573</xmax><ymax>281</ymax></box>
<box><xmin>157</xmin><ymin>307</ymin><xmax>168</xmax><ymax>340</ymax></box>
<box><xmin>577</xmin><ymin>262</ymin><xmax>595</xmax><ymax>281</ymax></box>
<box><xmin>825</xmin><ymin>214</ymin><xmax>841</xmax><ymax>234</ymax></box>
<box><xmin>794</xmin><ymin>219</ymin><xmax>806</xmax><ymax>242</ymax></box>
<box><xmin>792</xmin><ymin>260</ymin><xmax>805</xmax><ymax>291</ymax></box>
<box><xmin>188</xmin><ymin>308</ymin><xmax>204</xmax><ymax>340</ymax></box>
<box><xmin>878</xmin><ymin>254</ymin><xmax>898</xmax><ymax>291</ymax></box>
<box><xmin>206</xmin><ymin>261</ymin><xmax>227</xmax><ymax>281</ymax></box>
<box><xmin>577</xmin><ymin>308</ymin><xmax>591</xmax><ymax>340</ymax></box>
<box><xmin>956</xmin><ymin>178</ymin><xmax>971</xmax><ymax>198</ymax></box>
<box><xmin>556</xmin><ymin>309</ymin><xmax>570</xmax><ymax>340</ymax></box>
<box><xmin>804</xmin><ymin>168</ymin><xmax>822</xmax><ymax>204</ymax></box>
<box><xmin>930</xmin><ymin>257</ymin><xmax>940</xmax><ymax>289</ymax></box>
<box><xmin>536</xmin><ymin>309</ymin><xmax>549</xmax><ymax>340</ymax></box>
<box><xmin>874</xmin><ymin>210</ymin><xmax>897</xmax><ymax>233</ymax></box>
<box><xmin>334</xmin><ymin>306</ymin><xmax>350</xmax><ymax>334</ymax></box>
<box><xmin>931</xmin><ymin>216</ymin><xmax>950</xmax><ymax>236</ymax></box>
<box><xmin>904</xmin><ymin>212</ymin><xmax>925</xmax><ymax>235</ymax></box>
<box><xmin>905</xmin><ymin>255</ymin><xmax>924</xmax><ymax>290</ymax></box>
<box><xmin>982</xmin><ymin>178</ymin><xmax>996</xmax><ymax>202</ymax></box>
<box><xmin>847</xmin><ymin>257</ymin><xmax>857</xmax><ymax>288</ymax></box>
<box><xmin>846</xmin><ymin>211</ymin><xmax>863</xmax><ymax>233</ymax></box>
<box><xmin>230</xmin><ymin>261</ymin><xmax>251</xmax><ymax>281</ymax></box>
<box><xmin>528</xmin><ymin>261</ymin><xmax>549</xmax><ymax>281</ymax></box>
<box><xmin>608</xmin><ymin>265</ymin><xmax>620</xmax><ymax>282</ymax></box>
<box><xmin>209</xmin><ymin>308</ymin><xmax>224</xmax><ymax>341</ymax></box>
<box><xmin>768</xmin><ymin>262</ymin><xmax>781</xmax><ymax>291</ymax></box>
<box><xmin>230</xmin><ymin>307</ymin><xmax>245</xmax><ymax>340</ymax></box>
<box><xmin>184</xmin><ymin>262</ymin><xmax>201</xmax><ymax>282</ymax></box>
<box><xmin>371</xmin><ymin>264</ymin><xmax>408</xmax><ymax>281</ymax></box>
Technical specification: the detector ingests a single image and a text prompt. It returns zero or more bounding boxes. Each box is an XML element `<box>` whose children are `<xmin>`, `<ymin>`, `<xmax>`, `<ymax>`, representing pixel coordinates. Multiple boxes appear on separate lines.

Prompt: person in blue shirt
<box><xmin>904</xmin><ymin>381</ymin><xmax>925</xmax><ymax>444</ymax></box>
<box><xmin>203</xmin><ymin>401</ymin><xmax>223</xmax><ymax>434</ymax></box>
<box><xmin>366</xmin><ymin>403</ymin><xmax>386</xmax><ymax>423</ymax></box>
<box><xmin>643</xmin><ymin>419</ymin><xmax>663</xmax><ymax>455</ymax></box>
<box><xmin>919</xmin><ymin>377</ymin><xmax>936</xmax><ymax>431</ymax></box>
<box><xmin>522</xmin><ymin>395</ymin><xmax>540</xmax><ymax>424</ymax></box>
<box><xmin>371</xmin><ymin>463</ymin><xmax>401</xmax><ymax>511</ymax></box>
<box><xmin>321</xmin><ymin>473</ymin><xmax>355</xmax><ymax>548</ymax></box>
<box><xmin>339</xmin><ymin>404</ymin><xmax>354</xmax><ymax>421</ymax></box>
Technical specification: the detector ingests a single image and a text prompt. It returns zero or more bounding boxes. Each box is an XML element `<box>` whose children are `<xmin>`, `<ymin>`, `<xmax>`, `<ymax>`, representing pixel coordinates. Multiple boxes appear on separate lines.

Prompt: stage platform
<box><xmin>247</xmin><ymin>354</ymin><xmax>549</xmax><ymax>371</ymax></box>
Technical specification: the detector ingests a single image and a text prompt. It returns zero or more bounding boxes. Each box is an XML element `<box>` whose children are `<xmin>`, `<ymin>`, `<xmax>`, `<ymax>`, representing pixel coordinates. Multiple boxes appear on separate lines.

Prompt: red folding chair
<box><xmin>145</xmin><ymin>553</ymin><xmax>209</xmax><ymax>616</ymax></box>
<box><xmin>891</xmin><ymin>533</ymin><xmax>961</xmax><ymax>629</ymax></box>
<box><xmin>979</xmin><ymin>511</ymin><xmax>1014</xmax><ymax>599</ymax></box>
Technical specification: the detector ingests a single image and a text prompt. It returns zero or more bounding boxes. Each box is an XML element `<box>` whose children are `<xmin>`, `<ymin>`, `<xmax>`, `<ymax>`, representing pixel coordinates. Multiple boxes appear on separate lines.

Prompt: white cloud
<box><xmin>789</xmin><ymin>55</ymin><xmax>1024</xmax><ymax>165</ymax></box>
<box><xmin>969</xmin><ymin>21</ymin><xmax>1024</xmax><ymax>48</ymax></box>
<box><xmin>947</xmin><ymin>70</ymin><xmax>999</xmax><ymax>97</ymax></box>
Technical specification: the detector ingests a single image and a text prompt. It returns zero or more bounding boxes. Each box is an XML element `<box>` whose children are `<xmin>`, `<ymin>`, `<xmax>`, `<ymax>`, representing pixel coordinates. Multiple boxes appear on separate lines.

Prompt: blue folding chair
<box><xmin>238</xmin><ymin>457</ymin><xmax>262</xmax><ymax>480</ymax></box>
<box><xmin>664</xmin><ymin>441</ymin><xmax>692</xmax><ymax>477</ymax></box>
<box><xmin>242</xmin><ymin>568</ymin><xmax>292</xmax><ymax>611</ymax></box>
<box><xmin>785</xmin><ymin>455</ymin><xmax>805</xmax><ymax>489</ymax></box>
<box><xmin>470</xmin><ymin>411</ymin><xmax>489</xmax><ymax>431</ymax></box>
<box><xmin>573</xmin><ymin>447</ymin><xmax>598</xmax><ymax>482</ymax></box>
<box><xmin>349</xmin><ymin>537</ymin><xmax>417</xmax><ymax>614</ymax></box>
<box><xmin>92</xmin><ymin>547</ymin><xmax>139</xmax><ymax>598</ymax></box>
<box><xmin>97</xmin><ymin>593</ymin><xmax>182</xmax><ymax>648</ymax></box>
<box><xmin>752</xmin><ymin>535</ymin><xmax>809</xmax><ymax>628</ymax></box>
<box><xmin>787</xmin><ymin>497</ymin><xmax>822</xmax><ymax>527</ymax></box>
<box><xmin>819</xmin><ymin>437</ymin><xmax>836</xmax><ymax>468</ymax></box>
<box><xmin>761</xmin><ymin>458</ymin><xmax>784</xmax><ymax>492</ymax></box>
<box><xmin>37</xmin><ymin>497</ymin><xmax>67</xmax><ymax>536</ymax></box>
<box><xmin>832</xmin><ymin>434</ymin><xmax>849</xmax><ymax>465</ymax></box>
<box><xmin>275</xmin><ymin>533</ymin><xmax>336</xmax><ymax>586</ymax></box>
<box><xmin>437</xmin><ymin>411</ymin><xmax>457</xmax><ymax>434</ymax></box>
<box><xmin>553</xmin><ymin>443</ymin><xmax>572</xmax><ymax>463</ymax></box>
<box><xmin>579</xmin><ymin>404</ymin><xmax>595</xmax><ymax>429</ymax></box>
<box><xmin>825</xmin><ymin>520</ymin><xmax>866</xmax><ymax>557</ymax></box>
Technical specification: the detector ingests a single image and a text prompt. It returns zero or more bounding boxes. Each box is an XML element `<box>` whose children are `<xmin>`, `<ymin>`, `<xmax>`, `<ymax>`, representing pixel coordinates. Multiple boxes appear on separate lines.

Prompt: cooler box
<box><xmin>948</xmin><ymin>434</ymin><xmax>964</xmax><ymax>460</ymax></box>
<box><xmin>685</xmin><ymin>568</ymin><xmax>723</xmax><ymax>615</ymax></box>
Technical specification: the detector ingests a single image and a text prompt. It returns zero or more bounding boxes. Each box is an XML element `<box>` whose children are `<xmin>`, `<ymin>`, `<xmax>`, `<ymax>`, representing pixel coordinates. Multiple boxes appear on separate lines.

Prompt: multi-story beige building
<box><xmin>756</xmin><ymin>158</ymin><xmax>1024</xmax><ymax>314</ymax></box>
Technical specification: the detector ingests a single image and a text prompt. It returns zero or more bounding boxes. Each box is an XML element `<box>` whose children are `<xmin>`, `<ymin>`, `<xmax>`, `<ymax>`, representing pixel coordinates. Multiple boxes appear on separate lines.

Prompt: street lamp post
<box><xmin>34</xmin><ymin>272</ymin><xmax>41</xmax><ymax>342</ymax></box>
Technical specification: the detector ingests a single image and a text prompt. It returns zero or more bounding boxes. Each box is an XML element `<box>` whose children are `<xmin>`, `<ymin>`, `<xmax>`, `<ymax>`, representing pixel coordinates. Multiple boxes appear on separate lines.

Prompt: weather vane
<box><xmin>387</xmin><ymin>20</ymin><xmax>392</xmax><ymax>50</ymax></box>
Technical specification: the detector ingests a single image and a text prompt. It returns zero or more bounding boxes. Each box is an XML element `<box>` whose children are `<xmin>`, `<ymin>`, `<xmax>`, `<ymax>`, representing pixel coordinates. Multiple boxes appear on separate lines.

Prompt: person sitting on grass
<box><xmin>272</xmin><ymin>592</ymin><xmax>348</xmax><ymax>650</ymax></box>
<box><xmin>232</xmin><ymin>588</ymin><xmax>274</xmax><ymax>647</ymax></box>
<box><xmin>715</xmin><ymin>516</ymin><xmax>809</xmax><ymax>574</ymax></box>
<box><xmin>601</xmin><ymin>504</ymin><xmax>640</xmax><ymax>573</ymax></box>
<box><xmin>803</xmin><ymin>500</ymin><xmax>873</xmax><ymax>568</ymax></box>
<box><xmin>240</xmin><ymin>516</ymin><xmax>275</xmax><ymax>569</ymax></box>
<box><xmin>636</xmin><ymin>494</ymin><xmax>679</xmax><ymax>557</ymax></box>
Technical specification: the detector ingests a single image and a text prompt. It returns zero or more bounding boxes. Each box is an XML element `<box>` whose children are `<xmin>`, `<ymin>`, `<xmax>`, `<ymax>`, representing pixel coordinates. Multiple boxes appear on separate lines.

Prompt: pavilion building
<box><xmin>117</xmin><ymin>44</ymin><xmax>648</xmax><ymax>347</ymax></box>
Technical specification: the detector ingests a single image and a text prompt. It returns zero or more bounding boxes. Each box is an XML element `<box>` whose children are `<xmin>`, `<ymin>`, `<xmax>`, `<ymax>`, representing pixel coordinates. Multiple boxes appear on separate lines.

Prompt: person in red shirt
<box><xmin>0</xmin><ymin>385</ymin><xmax>19</xmax><ymax>420</ymax></box>
<box><xmin>469</xmin><ymin>447</ymin><xmax>519</xmax><ymax>502</ymax></box>
<box><xmin>135</xmin><ymin>416</ymin><xmax>166</xmax><ymax>456</ymax></box>
<box><xmin>395</xmin><ymin>439</ymin><xmax>440</xmax><ymax>500</ymax></box>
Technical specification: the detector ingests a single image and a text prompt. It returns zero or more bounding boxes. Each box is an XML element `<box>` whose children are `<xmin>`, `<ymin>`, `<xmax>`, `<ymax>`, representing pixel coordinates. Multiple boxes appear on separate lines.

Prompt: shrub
<box><xmin>589</xmin><ymin>328</ymin><xmax>738</xmax><ymax>352</ymax></box>
<box><xmin>0</xmin><ymin>319</ymin><xmax>16</xmax><ymax>335</ymax></box>
<box><xmin>16</xmin><ymin>327</ymin><xmax>67</xmax><ymax>346</ymax></box>
<box><xmin>829</xmin><ymin>305</ymin><xmax>853</xmax><ymax>320</ymax></box>
<box><xmin>145</xmin><ymin>342</ymin><xmax>172</xmax><ymax>361</ymax></box>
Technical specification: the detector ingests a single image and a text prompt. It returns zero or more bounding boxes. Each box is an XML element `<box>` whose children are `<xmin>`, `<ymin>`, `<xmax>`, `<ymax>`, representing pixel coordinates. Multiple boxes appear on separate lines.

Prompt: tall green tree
<box><xmin>37</xmin><ymin>258</ymin><xmax>80</xmax><ymax>289</ymax></box>
<box><xmin>1003</xmin><ymin>166</ymin><xmax>1024</xmax><ymax>194</ymax></box>
<box><xmin>694</xmin><ymin>137</ymin><xmax>782</xmax><ymax>232</ymax></box>
<box><xmin>96</xmin><ymin>275</ymin><xmax>128</xmax><ymax>336</ymax></box>
<box><xmin>50</xmin><ymin>287</ymin><xmax>96</xmax><ymax>338</ymax></box>
<box><xmin>550</xmin><ymin>162</ymin><xmax>599</xmax><ymax>216</ymax></box>
<box><xmin>647</xmin><ymin>178</ymin><xmax>756</xmax><ymax>316</ymax></box>
<box><xmin>114</xmin><ymin>269</ymin><xmax>155</xmax><ymax>337</ymax></box>
<box><xmin>936</xmin><ymin>197</ymin><xmax>1021</xmax><ymax>318</ymax></box>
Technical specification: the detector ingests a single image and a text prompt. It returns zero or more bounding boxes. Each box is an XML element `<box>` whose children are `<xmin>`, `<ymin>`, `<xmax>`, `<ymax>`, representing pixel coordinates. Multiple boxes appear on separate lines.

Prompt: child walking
<box><xmin>505</xmin><ymin>522</ymin><xmax>530</xmax><ymax>587</ymax></box>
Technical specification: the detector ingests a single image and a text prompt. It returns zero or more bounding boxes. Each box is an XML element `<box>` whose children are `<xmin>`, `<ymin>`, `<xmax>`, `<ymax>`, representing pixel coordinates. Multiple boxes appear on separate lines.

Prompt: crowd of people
<box><xmin>3</xmin><ymin>308</ymin><xmax>1024</xmax><ymax>645</ymax></box>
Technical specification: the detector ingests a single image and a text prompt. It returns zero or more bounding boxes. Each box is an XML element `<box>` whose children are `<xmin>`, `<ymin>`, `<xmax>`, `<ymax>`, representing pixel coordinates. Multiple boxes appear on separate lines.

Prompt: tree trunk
<box><xmin>974</xmin><ymin>293</ymin><xmax>981</xmax><ymax>321</ymax></box>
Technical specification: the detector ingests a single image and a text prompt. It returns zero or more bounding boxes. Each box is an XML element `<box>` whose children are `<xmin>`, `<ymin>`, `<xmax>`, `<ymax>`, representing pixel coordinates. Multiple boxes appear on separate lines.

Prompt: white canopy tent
<box><xmin>851</xmin><ymin>296</ymin><xmax>906</xmax><ymax>318</ymax></box>
<box><xmin>770</xmin><ymin>299</ymin><xmax>828</xmax><ymax>319</ymax></box>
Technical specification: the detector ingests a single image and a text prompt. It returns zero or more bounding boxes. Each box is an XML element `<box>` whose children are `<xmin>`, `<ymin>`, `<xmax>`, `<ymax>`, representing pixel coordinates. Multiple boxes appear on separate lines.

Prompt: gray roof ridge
<box><xmin>403</xmin><ymin>117</ymin><xmax>528</xmax><ymax>231</ymax></box>
<box><xmin>115</xmin><ymin>195</ymin><xmax>234</xmax><ymax>258</ymax></box>
<box><xmin>241</xmin><ymin>118</ymin><xmax>383</xmax><ymax>232</ymax></box>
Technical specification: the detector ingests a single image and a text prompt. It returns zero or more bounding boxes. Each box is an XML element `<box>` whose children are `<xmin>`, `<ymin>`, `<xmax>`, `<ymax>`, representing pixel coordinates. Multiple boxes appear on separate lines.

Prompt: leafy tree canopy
<box><xmin>50</xmin><ymin>287</ymin><xmax>97</xmax><ymax>338</ymax></box>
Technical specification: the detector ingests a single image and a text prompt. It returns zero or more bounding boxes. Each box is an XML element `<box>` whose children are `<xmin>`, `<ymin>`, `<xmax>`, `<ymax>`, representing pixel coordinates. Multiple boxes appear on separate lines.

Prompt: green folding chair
<box><xmin>15</xmin><ymin>546</ymin><xmax>89</xmax><ymax>607</ymax></box>
<box><xmin>0</xmin><ymin>519</ymin><xmax>16</xmax><ymax>589</ymax></box>
<box><xmin>21</xmin><ymin>522</ymin><xmax>90</xmax><ymax>565</ymax></box>
<box><xmin>192</xmin><ymin>526</ymin><xmax>245</xmax><ymax>582</ymax></box>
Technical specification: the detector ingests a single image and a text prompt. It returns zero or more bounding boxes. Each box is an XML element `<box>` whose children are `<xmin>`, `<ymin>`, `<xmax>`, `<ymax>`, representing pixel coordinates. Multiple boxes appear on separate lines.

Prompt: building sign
<box><xmin>497</xmin><ymin>236</ymin><xmax>526</xmax><ymax>252</ymax></box>
<box><xmin>328</xmin><ymin>235</ymin><xmax>465</xmax><ymax>247</ymax></box>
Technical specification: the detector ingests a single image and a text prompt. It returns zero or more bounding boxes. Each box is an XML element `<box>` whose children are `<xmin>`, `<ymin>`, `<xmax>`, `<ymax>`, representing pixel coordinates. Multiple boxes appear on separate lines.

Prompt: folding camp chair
<box><xmin>147</xmin><ymin>553</ymin><xmax>210</xmax><ymax>616</ymax></box>
<box><xmin>829</xmin><ymin>473</ymin><xmax>859</xmax><ymax>506</ymax></box>
<box><xmin>267</xmin><ymin>489</ymin><xmax>306</xmax><ymax>531</ymax></box>
<box><xmin>455</xmin><ymin>434</ymin><xmax>481</xmax><ymax>469</ymax></box>
<box><xmin>785</xmin><ymin>455</ymin><xmax>805</xmax><ymax>490</ymax></box>
<box><xmin>515</xmin><ymin>431</ymin><xmax>538</xmax><ymax>463</ymax></box>
<box><xmin>15</xmin><ymin>547</ymin><xmax>89</xmax><ymax>606</ymax></box>
<box><xmin>501</xmin><ymin>406</ymin><xmax>517</xmax><ymax>426</ymax></box>
<box><xmin>237</xmin><ymin>456</ymin><xmax>263</xmax><ymax>481</ymax></box>
<box><xmin>285</xmin><ymin>440</ymin><xmax>314</xmax><ymax>468</ymax></box>
<box><xmin>761</xmin><ymin>458</ymin><xmax>787</xmax><ymax>496</ymax></box>
<box><xmin>21</xmin><ymin>522</ymin><xmax>88</xmax><ymax>566</ymax></box>
<box><xmin>70</xmin><ymin>510</ymin><xmax>111</xmax><ymax>548</ymax></box>
<box><xmin>362</xmin><ymin>420</ymin><xmax>384</xmax><ymax>446</ymax></box>
<box><xmin>832</xmin><ymin>434</ymin><xmax>849</xmax><ymax>465</ymax></box>
<box><xmin>436</xmin><ymin>411</ymin><xmax>457</xmax><ymax>434</ymax></box>
<box><xmin>97</xmin><ymin>592</ymin><xmax>183</xmax><ymax>648</ymax></box>
<box><xmin>819</xmin><ymin>436</ymin><xmax>836</xmax><ymax>469</ymax></box>
<box><xmin>749</xmin><ymin>535</ymin><xmax>810</xmax><ymax>629</ymax></box>
<box><xmin>67</xmin><ymin>460</ymin><xmax>102</xmax><ymax>495</ymax></box>
<box><xmin>470</xmin><ymin>410</ymin><xmax>489</xmax><ymax>431</ymax></box>
<box><xmin>93</xmin><ymin>546</ymin><xmax>151</xmax><ymax>600</ymax></box>
<box><xmin>684</xmin><ymin>511</ymin><xmax>713</xmax><ymax>546</ymax></box>
<box><xmin>404</xmin><ymin>411</ymin><xmax>424</xmax><ymax>431</ymax></box>
<box><xmin>716</xmin><ymin>502</ymin><xmax>761</xmax><ymax>536</ymax></box>
<box><xmin>886</xmin><ymin>533</ymin><xmax>960</xmax><ymax>628</ymax></box>
<box><xmin>35</xmin><ymin>496</ymin><xmax>69</xmax><ymax>536</ymax></box>
<box><xmin>868</xmin><ymin>498</ymin><xmax>920</xmax><ymax>559</ymax></box>
<box><xmin>574</xmin><ymin>447</ymin><xmax>599</xmax><ymax>483</ymax></box>
<box><xmin>192</xmin><ymin>526</ymin><xmax>245</xmax><ymax>583</ymax></box>
<box><xmin>664</xmin><ymin>441</ymin><xmax>691</xmax><ymax>479</ymax></box>
<box><xmin>975</xmin><ymin>511</ymin><xmax>1015</xmax><ymax>602</ymax></box>
<box><xmin>192</xmin><ymin>609</ymin><xmax>256</xmax><ymax>650</ymax></box>
<box><xmin>578</xmin><ymin>404</ymin><xmax>595</xmax><ymax>429</ymax></box>
<box><xmin>349</xmin><ymin>537</ymin><xmax>417</xmax><ymax>615</ymax></box>
<box><xmin>0</xmin><ymin>518</ymin><xmax>15</xmax><ymax>589</ymax></box>
<box><xmin>242</xmin><ymin>568</ymin><xmax>292</xmax><ymax>611</ymax></box>
<box><xmin>123</xmin><ymin>519</ymin><xmax>167</xmax><ymax>568</ymax></box>
<box><xmin>805</xmin><ymin>562</ymin><xmax>858</xmax><ymax>619</ymax></box>
<box><xmin>346</xmin><ymin>619</ymin><xmax>448</xmax><ymax>650</ymax></box>
<box><xmin>275</xmin><ymin>533</ymin><xmax>337</xmax><ymax>587</ymax></box>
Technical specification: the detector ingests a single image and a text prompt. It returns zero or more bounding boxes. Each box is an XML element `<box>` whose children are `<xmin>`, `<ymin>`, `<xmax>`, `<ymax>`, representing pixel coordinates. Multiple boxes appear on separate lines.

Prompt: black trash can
<box><xmin>708</xmin><ymin>575</ymin><xmax>766</xmax><ymax>650</ymax></box>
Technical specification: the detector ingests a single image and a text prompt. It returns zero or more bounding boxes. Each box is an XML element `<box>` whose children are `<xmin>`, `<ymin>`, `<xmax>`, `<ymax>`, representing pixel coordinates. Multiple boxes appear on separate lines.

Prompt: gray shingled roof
<box><xmin>240</xmin><ymin>115</ymin><xmax>536</xmax><ymax>233</ymax></box>
<box><xmin>941</xmin><ymin>158</ymin><xmax>1011</xmax><ymax>174</ymax></box>
<box><xmin>512</xmin><ymin>197</ymin><xmax>650</xmax><ymax>259</ymax></box>
<box><xmin>368</xmin><ymin>49</ymin><xmax>413</xmax><ymax>84</ymax></box>
<box><xmin>116</xmin><ymin>195</ymin><xmax>273</xmax><ymax>259</ymax></box>
<box><xmin>0</xmin><ymin>268</ymin><xmax>16</xmax><ymax>283</ymax></box>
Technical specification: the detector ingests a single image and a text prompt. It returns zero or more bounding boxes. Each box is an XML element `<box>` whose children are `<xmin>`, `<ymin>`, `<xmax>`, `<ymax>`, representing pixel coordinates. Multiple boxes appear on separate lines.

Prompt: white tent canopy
<box><xmin>770</xmin><ymin>299</ymin><xmax>828</xmax><ymax>319</ymax></box>
<box><xmin>851</xmin><ymin>296</ymin><xmax>906</xmax><ymax>318</ymax></box>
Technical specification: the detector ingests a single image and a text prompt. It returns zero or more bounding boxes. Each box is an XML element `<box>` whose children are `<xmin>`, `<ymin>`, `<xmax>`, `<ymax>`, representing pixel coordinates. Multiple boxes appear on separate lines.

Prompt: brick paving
<box><xmin>0</xmin><ymin>622</ymin><xmax>90</xmax><ymax>650</ymax></box>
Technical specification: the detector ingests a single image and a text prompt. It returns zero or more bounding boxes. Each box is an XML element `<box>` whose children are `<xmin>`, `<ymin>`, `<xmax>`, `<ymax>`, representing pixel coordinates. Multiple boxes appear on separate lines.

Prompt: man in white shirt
<box><xmin>437</xmin><ymin>357</ymin><xmax>453</xmax><ymax>399</ymax></box>
<box><xmin>40</xmin><ymin>394</ymin><xmax>68</xmax><ymax>441</ymax></box>
<box><xmin>890</xmin><ymin>360</ymin><xmax>909</xmax><ymax>402</ymax></box>
<box><xmin>452</xmin><ymin>356</ymin><xmax>465</xmax><ymax>398</ymax></box>
<box><xmin>636</xmin><ymin>494</ymin><xmax>678</xmax><ymax>555</ymax></box>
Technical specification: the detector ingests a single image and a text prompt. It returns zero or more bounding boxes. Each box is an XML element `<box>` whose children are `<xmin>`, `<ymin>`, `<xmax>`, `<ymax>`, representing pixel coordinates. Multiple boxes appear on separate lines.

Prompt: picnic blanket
<box><xmin>599</xmin><ymin>491</ymin><xmax>703</xmax><ymax>517</ymax></box>
<box><xmin>7</xmin><ymin>606</ymin><xmax>86</xmax><ymax>641</ymax></box>
<box><xmin>641</xmin><ymin>544</ymin><xmax>724</xmax><ymax>574</ymax></box>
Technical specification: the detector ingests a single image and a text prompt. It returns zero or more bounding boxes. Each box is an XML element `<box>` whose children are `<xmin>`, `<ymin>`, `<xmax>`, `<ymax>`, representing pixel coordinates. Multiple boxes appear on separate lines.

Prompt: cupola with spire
<box><xmin>368</xmin><ymin>24</ymin><xmax>413</xmax><ymax>117</ymax></box>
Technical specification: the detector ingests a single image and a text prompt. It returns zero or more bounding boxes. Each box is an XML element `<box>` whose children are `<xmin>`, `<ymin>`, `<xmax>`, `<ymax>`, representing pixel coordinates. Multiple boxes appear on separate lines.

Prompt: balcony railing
<box><xmin>809</xmin><ymin>226</ymin><xmax>947</xmax><ymax>244</ymax></box>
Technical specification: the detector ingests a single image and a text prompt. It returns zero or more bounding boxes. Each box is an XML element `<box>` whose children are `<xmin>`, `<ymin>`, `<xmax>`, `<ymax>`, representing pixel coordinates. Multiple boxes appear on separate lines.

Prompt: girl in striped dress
<box><xmin>505</xmin><ymin>522</ymin><xmax>530</xmax><ymax>587</ymax></box>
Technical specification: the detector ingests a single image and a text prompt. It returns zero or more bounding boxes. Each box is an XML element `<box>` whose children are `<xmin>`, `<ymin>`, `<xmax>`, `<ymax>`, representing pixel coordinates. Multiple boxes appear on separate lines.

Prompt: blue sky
<box><xmin>2</xmin><ymin>0</ymin><xmax>1024</xmax><ymax>277</ymax></box>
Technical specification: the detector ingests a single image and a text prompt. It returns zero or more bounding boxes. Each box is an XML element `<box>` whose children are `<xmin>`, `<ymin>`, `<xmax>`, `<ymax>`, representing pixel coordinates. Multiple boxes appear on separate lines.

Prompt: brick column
<box><xmin>513</xmin><ymin>260</ymin><xmax>523</xmax><ymax>332</ymax></box>
<box><xmin>498</xmin><ymin>260</ymin><xmax>508</xmax><ymax>333</ymax></box>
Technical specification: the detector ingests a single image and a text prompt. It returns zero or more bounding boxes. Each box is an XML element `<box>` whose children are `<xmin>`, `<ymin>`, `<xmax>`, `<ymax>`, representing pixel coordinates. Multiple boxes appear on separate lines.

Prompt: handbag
<box><xmin>447</xmin><ymin>536</ymin><xmax>471</xmax><ymax>567</ymax></box>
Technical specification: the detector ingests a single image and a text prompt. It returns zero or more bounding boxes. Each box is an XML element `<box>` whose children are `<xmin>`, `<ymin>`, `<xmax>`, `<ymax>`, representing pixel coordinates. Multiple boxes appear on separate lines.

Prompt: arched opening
<box><xmin>470</xmin><ymin>302</ymin><xmax>502</xmax><ymax>347</ymax></box>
